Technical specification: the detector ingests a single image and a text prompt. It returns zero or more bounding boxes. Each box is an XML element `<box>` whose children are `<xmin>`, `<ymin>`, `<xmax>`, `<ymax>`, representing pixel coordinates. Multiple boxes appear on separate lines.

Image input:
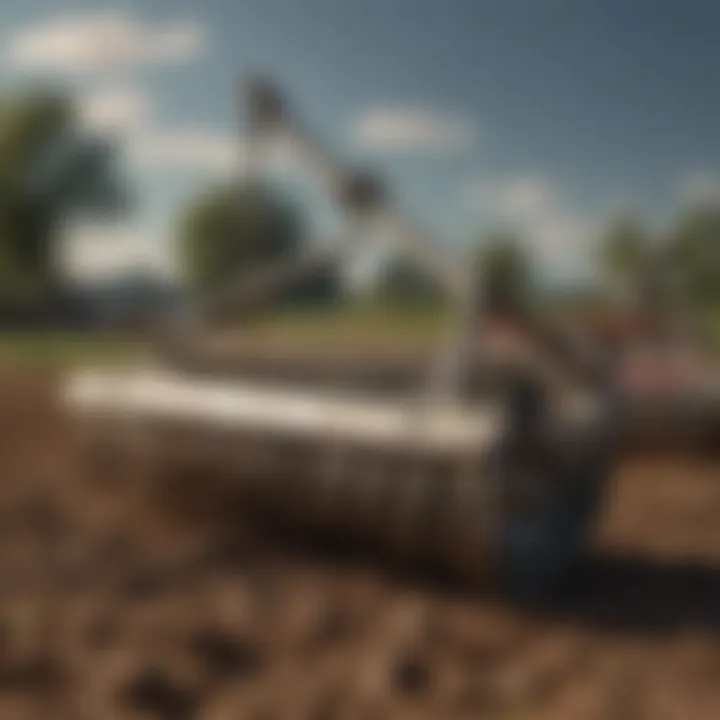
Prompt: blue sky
<box><xmin>4</xmin><ymin>0</ymin><xmax>720</xmax><ymax>281</ymax></box>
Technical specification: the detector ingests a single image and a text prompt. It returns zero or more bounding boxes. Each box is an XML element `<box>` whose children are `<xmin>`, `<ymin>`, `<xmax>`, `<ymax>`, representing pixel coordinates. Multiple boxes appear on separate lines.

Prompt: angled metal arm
<box><xmin>195</xmin><ymin>241</ymin><xmax>348</xmax><ymax>325</ymax></box>
<box><xmin>243</xmin><ymin>77</ymin><xmax>479</xmax><ymax>402</ymax></box>
<box><xmin>243</xmin><ymin>77</ymin><xmax>470</xmax><ymax>304</ymax></box>
<box><xmin>155</xmin><ymin>236</ymin><xmax>353</xmax><ymax>366</ymax></box>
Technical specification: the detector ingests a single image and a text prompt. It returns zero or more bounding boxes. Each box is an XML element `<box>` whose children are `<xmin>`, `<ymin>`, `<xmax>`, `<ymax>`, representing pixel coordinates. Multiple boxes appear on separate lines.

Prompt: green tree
<box><xmin>598</xmin><ymin>214</ymin><xmax>650</xmax><ymax>297</ymax></box>
<box><xmin>668</xmin><ymin>204</ymin><xmax>720</xmax><ymax>309</ymax></box>
<box><xmin>177</xmin><ymin>181</ymin><xmax>308</xmax><ymax>299</ymax></box>
<box><xmin>475</xmin><ymin>231</ymin><xmax>535</xmax><ymax>314</ymax></box>
<box><xmin>376</xmin><ymin>259</ymin><xmax>441</xmax><ymax>306</ymax></box>
<box><xmin>0</xmin><ymin>88</ymin><xmax>126</xmax><ymax>304</ymax></box>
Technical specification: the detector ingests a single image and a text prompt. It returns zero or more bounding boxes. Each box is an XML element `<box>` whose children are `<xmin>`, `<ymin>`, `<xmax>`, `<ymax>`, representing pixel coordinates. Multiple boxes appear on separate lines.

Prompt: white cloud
<box><xmin>75</xmin><ymin>86</ymin><xmax>243</xmax><ymax>177</ymax></box>
<box><xmin>677</xmin><ymin>172</ymin><xmax>720</xmax><ymax>206</ymax></box>
<box><xmin>464</xmin><ymin>174</ymin><xmax>589</xmax><ymax>263</ymax></box>
<box><xmin>78</xmin><ymin>86</ymin><xmax>151</xmax><ymax>134</ymax></box>
<box><xmin>127</xmin><ymin>128</ymin><xmax>242</xmax><ymax>175</ymax></box>
<box><xmin>59</xmin><ymin>222</ymin><xmax>174</xmax><ymax>282</ymax></box>
<box><xmin>75</xmin><ymin>85</ymin><xmax>242</xmax><ymax>176</ymax></box>
<box><xmin>351</xmin><ymin>107</ymin><xmax>473</xmax><ymax>153</ymax></box>
<box><xmin>8</xmin><ymin>11</ymin><xmax>204</xmax><ymax>74</ymax></box>
<box><xmin>529</xmin><ymin>212</ymin><xmax>588</xmax><ymax>258</ymax></box>
<box><xmin>466</xmin><ymin>176</ymin><xmax>556</xmax><ymax>219</ymax></box>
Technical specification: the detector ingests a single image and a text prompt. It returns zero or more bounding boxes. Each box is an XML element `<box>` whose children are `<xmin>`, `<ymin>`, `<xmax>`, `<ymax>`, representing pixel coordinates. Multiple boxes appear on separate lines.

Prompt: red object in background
<box><xmin>482</xmin><ymin>307</ymin><xmax>705</xmax><ymax>397</ymax></box>
<box><xmin>618</xmin><ymin>347</ymin><xmax>698</xmax><ymax>396</ymax></box>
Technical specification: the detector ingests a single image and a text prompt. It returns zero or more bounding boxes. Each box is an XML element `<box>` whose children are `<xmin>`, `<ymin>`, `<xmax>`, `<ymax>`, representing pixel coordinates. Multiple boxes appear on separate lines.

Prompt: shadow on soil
<box><xmin>266</xmin><ymin>530</ymin><xmax>720</xmax><ymax>637</ymax></box>
<box><xmin>535</xmin><ymin>552</ymin><xmax>720</xmax><ymax>635</ymax></box>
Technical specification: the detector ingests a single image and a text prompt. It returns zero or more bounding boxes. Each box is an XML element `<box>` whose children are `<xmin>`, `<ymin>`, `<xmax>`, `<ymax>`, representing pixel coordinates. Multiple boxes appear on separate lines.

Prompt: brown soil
<box><xmin>0</xmin><ymin>371</ymin><xmax>719</xmax><ymax>719</ymax></box>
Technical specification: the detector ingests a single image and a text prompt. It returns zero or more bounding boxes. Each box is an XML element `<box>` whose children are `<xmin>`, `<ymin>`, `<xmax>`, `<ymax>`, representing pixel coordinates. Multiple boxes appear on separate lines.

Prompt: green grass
<box><xmin>700</xmin><ymin>309</ymin><xmax>720</xmax><ymax>351</ymax></box>
<box><xmin>0</xmin><ymin>332</ymin><xmax>142</xmax><ymax>368</ymax></box>
<box><xmin>2</xmin><ymin>297</ymin><xmax>719</xmax><ymax>368</ymax></box>
<box><xmin>237</xmin><ymin>301</ymin><xmax>450</xmax><ymax>347</ymax></box>
<box><xmin>0</xmin><ymin>304</ymin><xmax>447</xmax><ymax>367</ymax></box>
<box><xmin>254</xmin><ymin>300</ymin><xmax>446</xmax><ymax>327</ymax></box>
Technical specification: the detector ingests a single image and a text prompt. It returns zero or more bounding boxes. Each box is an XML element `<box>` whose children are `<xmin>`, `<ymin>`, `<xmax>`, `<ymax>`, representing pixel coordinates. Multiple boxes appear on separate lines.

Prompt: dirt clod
<box><xmin>390</xmin><ymin>652</ymin><xmax>431</xmax><ymax>696</ymax></box>
<box><xmin>119</xmin><ymin>667</ymin><xmax>199</xmax><ymax>720</ymax></box>
<box><xmin>190</xmin><ymin>627</ymin><xmax>265</xmax><ymax>682</ymax></box>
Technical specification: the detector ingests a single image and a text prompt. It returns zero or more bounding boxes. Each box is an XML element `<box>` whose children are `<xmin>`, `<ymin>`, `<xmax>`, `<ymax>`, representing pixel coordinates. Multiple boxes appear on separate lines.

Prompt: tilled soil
<box><xmin>0</xmin><ymin>372</ymin><xmax>719</xmax><ymax>719</ymax></box>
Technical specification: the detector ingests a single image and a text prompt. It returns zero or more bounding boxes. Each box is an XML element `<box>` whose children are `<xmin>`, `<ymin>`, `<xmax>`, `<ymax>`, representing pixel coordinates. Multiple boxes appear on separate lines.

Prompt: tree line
<box><xmin>178</xmin><ymin>180</ymin><xmax>720</xmax><ymax>322</ymax></box>
<box><xmin>0</xmin><ymin>88</ymin><xmax>125</xmax><ymax>321</ymax></box>
<box><xmin>1</xmin><ymin>88</ymin><xmax>719</xmax><ymax>337</ymax></box>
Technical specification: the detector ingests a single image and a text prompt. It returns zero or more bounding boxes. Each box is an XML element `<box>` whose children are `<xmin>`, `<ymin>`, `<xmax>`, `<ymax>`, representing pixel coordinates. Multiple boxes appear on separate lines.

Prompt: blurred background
<box><xmin>0</xmin><ymin>0</ymin><xmax>717</xmax><ymax>347</ymax></box>
<box><xmin>0</xmin><ymin>2</ymin><xmax>719</xmax><ymax>719</ymax></box>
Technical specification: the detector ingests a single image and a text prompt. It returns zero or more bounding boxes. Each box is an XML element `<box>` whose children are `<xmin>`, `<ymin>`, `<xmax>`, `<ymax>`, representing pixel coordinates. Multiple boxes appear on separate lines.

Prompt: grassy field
<box><xmin>0</xmin><ymin>303</ymin><xmax>447</xmax><ymax>367</ymax></box>
<box><xmin>248</xmin><ymin>301</ymin><xmax>447</xmax><ymax>330</ymax></box>
<box><xmin>236</xmin><ymin>302</ymin><xmax>448</xmax><ymax>350</ymax></box>
<box><xmin>1</xmin><ymin>299</ymin><xmax>718</xmax><ymax>367</ymax></box>
<box><xmin>0</xmin><ymin>332</ymin><xmax>143</xmax><ymax>367</ymax></box>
